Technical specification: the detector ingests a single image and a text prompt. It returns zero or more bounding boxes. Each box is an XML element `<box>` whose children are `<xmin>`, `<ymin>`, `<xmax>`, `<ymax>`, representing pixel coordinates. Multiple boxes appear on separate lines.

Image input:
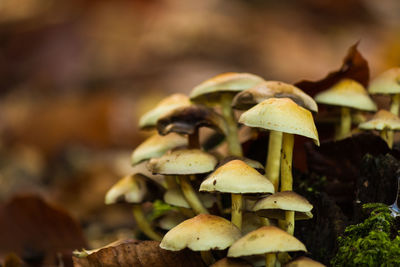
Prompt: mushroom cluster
<box><xmin>103</xmin><ymin>72</ymin><xmax>332</xmax><ymax>266</ymax></box>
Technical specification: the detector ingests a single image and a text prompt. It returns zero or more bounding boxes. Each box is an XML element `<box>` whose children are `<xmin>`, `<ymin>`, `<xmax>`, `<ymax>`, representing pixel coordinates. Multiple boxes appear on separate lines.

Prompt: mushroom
<box><xmin>131</xmin><ymin>133</ymin><xmax>187</xmax><ymax>166</ymax></box>
<box><xmin>147</xmin><ymin>149</ymin><xmax>218</xmax><ymax>214</ymax></box>
<box><xmin>358</xmin><ymin>109</ymin><xmax>400</xmax><ymax>148</ymax></box>
<box><xmin>252</xmin><ymin>191</ymin><xmax>313</xmax><ymax>234</ymax></box>
<box><xmin>210</xmin><ymin>258</ymin><xmax>252</xmax><ymax>267</ymax></box>
<box><xmin>139</xmin><ymin>94</ymin><xmax>191</xmax><ymax>130</ymax></box>
<box><xmin>314</xmin><ymin>78</ymin><xmax>377</xmax><ymax>140</ymax></box>
<box><xmin>228</xmin><ymin>226</ymin><xmax>307</xmax><ymax>267</ymax></box>
<box><xmin>190</xmin><ymin>72</ymin><xmax>265</xmax><ymax>156</ymax></box>
<box><xmin>284</xmin><ymin>256</ymin><xmax>326</xmax><ymax>267</ymax></box>
<box><xmin>160</xmin><ymin>214</ymin><xmax>241</xmax><ymax>265</ymax></box>
<box><xmin>233</xmin><ymin>81</ymin><xmax>317</xmax><ymax>192</ymax></box>
<box><xmin>105</xmin><ymin>173</ymin><xmax>165</xmax><ymax>241</ymax></box>
<box><xmin>200</xmin><ymin>160</ymin><xmax>274</xmax><ymax>230</ymax></box>
<box><xmin>217</xmin><ymin>155</ymin><xmax>264</xmax><ymax>174</ymax></box>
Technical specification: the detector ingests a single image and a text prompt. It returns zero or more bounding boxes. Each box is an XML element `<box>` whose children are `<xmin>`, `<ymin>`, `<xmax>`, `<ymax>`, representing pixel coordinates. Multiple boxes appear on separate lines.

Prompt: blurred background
<box><xmin>0</xmin><ymin>0</ymin><xmax>400</xmax><ymax>256</ymax></box>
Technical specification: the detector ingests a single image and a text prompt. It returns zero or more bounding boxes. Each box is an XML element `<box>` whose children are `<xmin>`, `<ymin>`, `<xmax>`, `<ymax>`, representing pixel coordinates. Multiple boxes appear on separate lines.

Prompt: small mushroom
<box><xmin>148</xmin><ymin>149</ymin><xmax>218</xmax><ymax>215</ymax></box>
<box><xmin>358</xmin><ymin>109</ymin><xmax>400</xmax><ymax>148</ymax></box>
<box><xmin>160</xmin><ymin>214</ymin><xmax>241</xmax><ymax>265</ymax></box>
<box><xmin>217</xmin><ymin>155</ymin><xmax>264</xmax><ymax>174</ymax></box>
<box><xmin>131</xmin><ymin>133</ymin><xmax>187</xmax><ymax>166</ymax></box>
<box><xmin>105</xmin><ymin>173</ymin><xmax>165</xmax><ymax>241</ymax></box>
<box><xmin>228</xmin><ymin>226</ymin><xmax>307</xmax><ymax>267</ymax></box>
<box><xmin>190</xmin><ymin>72</ymin><xmax>265</xmax><ymax>156</ymax></box>
<box><xmin>314</xmin><ymin>78</ymin><xmax>377</xmax><ymax>140</ymax></box>
<box><xmin>200</xmin><ymin>160</ymin><xmax>275</xmax><ymax>229</ymax></box>
<box><xmin>139</xmin><ymin>94</ymin><xmax>191</xmax><ymax>130</ymax></box>
<box><xmin>210</xmin><ymin>258</ymin><xmax>252</xmax><ymax>267</ymax></box>
<box><xmin>284</xmin><ymin>256</ymin><xmax>326</xmax><ymax>267</ymax></box>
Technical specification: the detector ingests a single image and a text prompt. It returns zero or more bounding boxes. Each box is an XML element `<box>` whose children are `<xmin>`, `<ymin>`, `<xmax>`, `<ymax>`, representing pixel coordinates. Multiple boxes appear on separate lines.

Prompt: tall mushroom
<box><xmin>147</xmin><ymin>149</ymin><xmax>217</xmax><ymax>214</ymax></box>
<box><xmin>200</xmin><ymin>159</ymin><xmax>275</xmax><ymax>230</ymax></box>
<box><xmin>358</xmin><ymin>109</ymin><xmax>400</xmax><ymax>148</ymax></box>
<box><xmin>233</xmin><ymin>81</ymin><xmax>317</xmax><ymax>191</ymax></box>
<box><xmin>105</xmin><ymin>173</ymin><xmax>165</xmax><ymax>241</ymax></box>
<box><xmin>190</xmin><ymin>72</ymin><xmax>265</xmax><ymax>156</ymax></box>
<box><xmin>160</xmin><ymin>214</ymin><xmax>241</xmax><ymax>265</ymax></box>
<box><xmin>314</xmin><ymin>78</ymin><xmax>377</xmax><ymax>140</ymax></box>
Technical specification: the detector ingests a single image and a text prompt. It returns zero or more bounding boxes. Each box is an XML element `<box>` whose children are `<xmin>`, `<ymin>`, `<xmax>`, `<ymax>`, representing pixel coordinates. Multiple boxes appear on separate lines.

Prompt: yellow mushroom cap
<box><xmin>160</xmin><ymin>214</ymin><xmax>241</xmax><ymax>251</ymax></box>
<box><xmin>131</xmin><ymin>133</ymin><xmax>187</xmax><ymax>165</ymax></box>
<box><xmin>252</xmin><ymin>191</ymin><xmax>313</xmax><ymax>220</ymax></box>
<box><xmin>200</xmin><ymin>160</ymin><xmax>274</xmax><ymax>194</ymax></box>
<box><xmin>147</xmin><ymin>149</ymin><xmax>218</xmax><ymax>175</ymax></box>
<box><xmin>211</xmin><ymin>258</ymin><xmax>252</xmax><ymax>267</ymax></box>
<box><xmin>139</xmin><ymin>94</ymin><xmax>191</xmax><ymax>129</ymax></box>
<box><xmin>284</xmin><ymin>256</ymin><xmax>326</xmax><ymax>267</ymax></box>
<box><xmin>105</xmin><ymin>173</ymin><xmax>163</xmax><ymax>204</ymax></box>
<box><xmin>233</xmin><ymin>81</ymin><xmax>318</xmax><ymax>112</ymax></box>
<box><xmin>369</xmin><ymin>67</ymin><xmax>400</xmax><ymax>95</ymax></box>
<box><xmin>314</xmin><ymin>79</ymin><xmax>377</xmax><ymax>111</ymax></box>
<box><xmin>239</xmin><ymin>98</ymin><xmax>319</xmax><ymax>145</ymax></box>
<box><xmin>228</xmin><ymin>226</ymin><xmax>306</xmax><ymax>257</ymax></box>
<box><xmin>190</xmin><ymin>72</ymin><xmax>265</xmax><ymax>104</ymax></box>
<box><xmin>359</xmin><ymin>109</ymin><xmax>400</xmax><ymax>131</ymax></box>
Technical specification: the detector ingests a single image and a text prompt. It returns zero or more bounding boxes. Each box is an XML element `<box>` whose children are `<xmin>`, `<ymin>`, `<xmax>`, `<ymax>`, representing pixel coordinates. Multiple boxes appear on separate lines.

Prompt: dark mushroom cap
<box><xmin>233</xmin><ymin>81</ymin><xmax>318</xmax><ymax>112</ymax></box>
<box><xmin>157</xmin><ymin>105</ymin><xmax>228</xmax><ymax>136</ymax></box>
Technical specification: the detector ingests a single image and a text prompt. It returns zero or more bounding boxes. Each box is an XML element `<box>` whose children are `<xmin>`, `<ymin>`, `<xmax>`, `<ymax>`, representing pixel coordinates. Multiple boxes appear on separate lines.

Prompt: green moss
<box><xmin>331</xmin><ymin>203</ymin><xmax>400</xmax><ymax>267</ymax></box>
<box><xmin>148</xmin><ymin>200</ymin><xmax>175</xmax><ymax>221</ymax></box>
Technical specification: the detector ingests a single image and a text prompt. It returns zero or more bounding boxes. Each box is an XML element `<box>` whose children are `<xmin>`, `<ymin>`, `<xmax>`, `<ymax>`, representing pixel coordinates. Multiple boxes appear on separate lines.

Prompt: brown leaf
<box><xmin>73</xmin><ymin>239</ymin><xmax>206</xmax><ymax>267</ymax></box>
<box><xmin>295</xmin><ymin>42</ymin><xmax>370</xmax><ymax>97</ymax></box>
<box><xmin>0</xmin><ymin>194</ymin><xmax>86</xmax><ymax>267</ymax></box>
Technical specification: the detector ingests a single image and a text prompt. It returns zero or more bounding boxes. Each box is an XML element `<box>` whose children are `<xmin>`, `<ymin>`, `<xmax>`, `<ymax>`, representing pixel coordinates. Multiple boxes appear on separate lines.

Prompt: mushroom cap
<box><xmin>217</xmin><ymin>156</ymin><xmax>264</xmax><ymax>173</ymax></box>
<box><xmin>157</xmin><ymin>104</ymin><xmax>227</xmax><ymax>136</ymax></box>
<box><xmin>314</xmin><ymin>79</ymin><xmax>377</xmax><ymax>111</ymax></box>
<box><xmin>131</xmin><ymin>133</ymin><xmax>187</xmax><ymax>165</ymax></box>
<box><xmin>369</xmin><ymin>67</ymin><xmax>400</xmax><ymax>95</ymax></box>
<box><xmin>190</xmin><ymin>72</ymin><xmax>265</xmax><ymax>104</ymax></box>
<box><xmin>210</xmin><ymin>258</ymin><xmax>252</xmax><ymax>267</ymax></box>
<box><xmin>147</xmin><ymin>149</ymin><xmax>218</xmax><ymax>175</ymax></box>
<box><xmin>200</xmin><ymin>160</ymin><xmax>274</xmax><ymax>194</ymax></box>
<box><xmin>164</xmin><ymin>187</ymin><xmax>216</xmax><ymax>209</ymax></box>
<box><xmin>359</xmin><ymin>109</ymin><xmax>400</xmax><ymax>131</ymax></box>
<box><xmin>160</xmin><ymin>214</ymin><xmax>241</xmax><ymax>251</ymax></box>
<box><xmin>227</xmin><ymin>226</ymin><xmax>307</xmax><ymax>257</ymax></box>
<box><xmin>239</xmin><ymin>98</ymin><xmax>319</xmax><ymax>145</ymax></box>
<box><xmin>139</xmin><ymin>94</ymin><xmax>191</xmax><ymax>129</ymax></box>
<box><xmin>233</xmin><ymin>81</ymin><xmax>318</xmax><ymax>112</ymax></box>
<box><xmin>284</xmin><ymin>256</ymin><xmax>326</xmax><ymax>267</ymax></box>
<box><xmin>252</xmin><ymin>191</ymin><xmax>313</xmax><ymax>220</ymax></box>
<box><xmin>105</xmin><ymin>173</ymin><xmax>164</xmax><ymax>204</ymax></box>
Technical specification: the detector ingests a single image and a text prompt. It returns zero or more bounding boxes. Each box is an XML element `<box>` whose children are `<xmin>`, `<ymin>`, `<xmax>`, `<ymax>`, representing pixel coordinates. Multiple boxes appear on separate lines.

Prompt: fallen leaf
<box><xmin>73</xmin><ymin>239</ymin><xmax>206</xmax><ymax>267</ymax></box>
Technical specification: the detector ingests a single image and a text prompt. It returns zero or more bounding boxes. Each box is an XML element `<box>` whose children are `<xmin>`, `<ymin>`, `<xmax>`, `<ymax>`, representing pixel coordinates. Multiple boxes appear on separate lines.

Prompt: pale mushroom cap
<box><xmin>228</xmin><ymin>226</ymin><xmax>307</xmax><ymax>257</ymax></box>
<box><xmin>190</xmin><ymin>72</ymin><xmax>265</xmax><ymax>103</ymax></box>
<box><xmin>284</xmin><ymin>256</ymin><xmax>326</xmax><ymax>267</ymax></box>
<box><xmin>252</xmin><ymin>191</ymin><xmax>313</xmax><ymax>220</ymax></box>
<box><xmin>147</xmin><ymin>149</ymin><xmax>218</xmax><ymax>175</ymax></box>
<box><xmin>105</xmin><ymin>174</ymin><xmax>147</xmax><ymax>204</ymax></box>
<box><xmin>160</xmin><ymin>214</ymin><xmax>241</xmax><ymax>251</ymax></box>
<box><xmin>233</xmin><ymin>81</ymin><xmax>318</xmax><ymax>112</ymax></box>
<box><xmin>211</xmin><ymin>258</ymin><xmax>252</xmax><ymax>267</ymax></box>
<box><xmin>200</xmin><ymin>160</ymin><xmax>274</xmax><ymax>194</ymax></box>
<box><xmin>314</xmin><ymin>79</ymin><xmax>377</xmax><ymax>111</ymax></box>
<box><xmin>139</xmin><ymin>94</ymin><xmax>191</xmax><ymax>129</ymax></box>
<box><xmin>239</xmin><ymin>98</ymin><xmax>319</xmax><ymax>145</ymax></box>
<box><xmin>359</xmin><ymin>109</ymin><xmax>400</xmax><ymax>131</ymax></box>
<box><xmin>369</xmin><ymin>67</ymin><xmax>400</xmax><ymax>94</ymax></box>
<box><xmin>164</xmin><ymin>187</ymin><xmax>216</xmax><ymax>209</ymax></box>
<box><xmin>131</xmin><ymin>133</ymin><xmax>187</xmax><ymax>165</ymax></box>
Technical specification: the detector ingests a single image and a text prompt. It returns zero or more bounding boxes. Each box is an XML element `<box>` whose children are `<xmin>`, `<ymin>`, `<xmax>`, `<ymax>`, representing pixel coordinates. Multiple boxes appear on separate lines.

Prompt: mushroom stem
<box><xmin>200</xmin><ymin>250</ymin><xmax>215</xmax><ymax>265</ymax></box>
<box><xmin>221</xmin><ymin>94</ymin><xmax>242</xmax><ymax>156</ymax></box>
<box><xmin>188</xmin><ymin>131</ymin><xmax>200</xmax><ymax>149</ymax></box>
<box><xmin>266</xmin><ymin>130</ymin><xmax>283</xmax><ymax>191</ymax></box>
<box><xmin>285</xmin><ymin>211</ymin><xmax>295</xmax><ymax>235</ymax></box>
<box><xmin>180</xmin><ymin>176</ymin><xmax>209</xmax><ymax>214</ymax></box>
<box><xmin>165</xmin><ymin>175</ymin><xmax>178</xmax><ymax>189</ymax></box>
<box><xmin>132</xmin><ymin>204</ymin><xmax>163</xmax><ymax>241</ymax></box>
<box><xmin>391</xmin><ymin>94</ymin><xmax>400</xmax><ymax>115</ymax></box>
<box><xmin>337</xmin><ymin>107</ymin><xmax>351</xmax><ymax>140</ymax></box>
<box><xmin>265</xmin><ymin>253</ymin><xmax>276</xmax><ymax>267</ymax></box>
<box><xmin>280</xmin><ymin>133</ymin><xmax>294</xmax><ymax>192</ymax></box>
<box><xmin>231</xmin><ymin>193</ymin><xmax>243</xmax><ymax>230</ymax></box>
<box><xmin>380</xmin><ymin>128</ymin><xmax>392</xmax><ymax>148</ymax></box>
